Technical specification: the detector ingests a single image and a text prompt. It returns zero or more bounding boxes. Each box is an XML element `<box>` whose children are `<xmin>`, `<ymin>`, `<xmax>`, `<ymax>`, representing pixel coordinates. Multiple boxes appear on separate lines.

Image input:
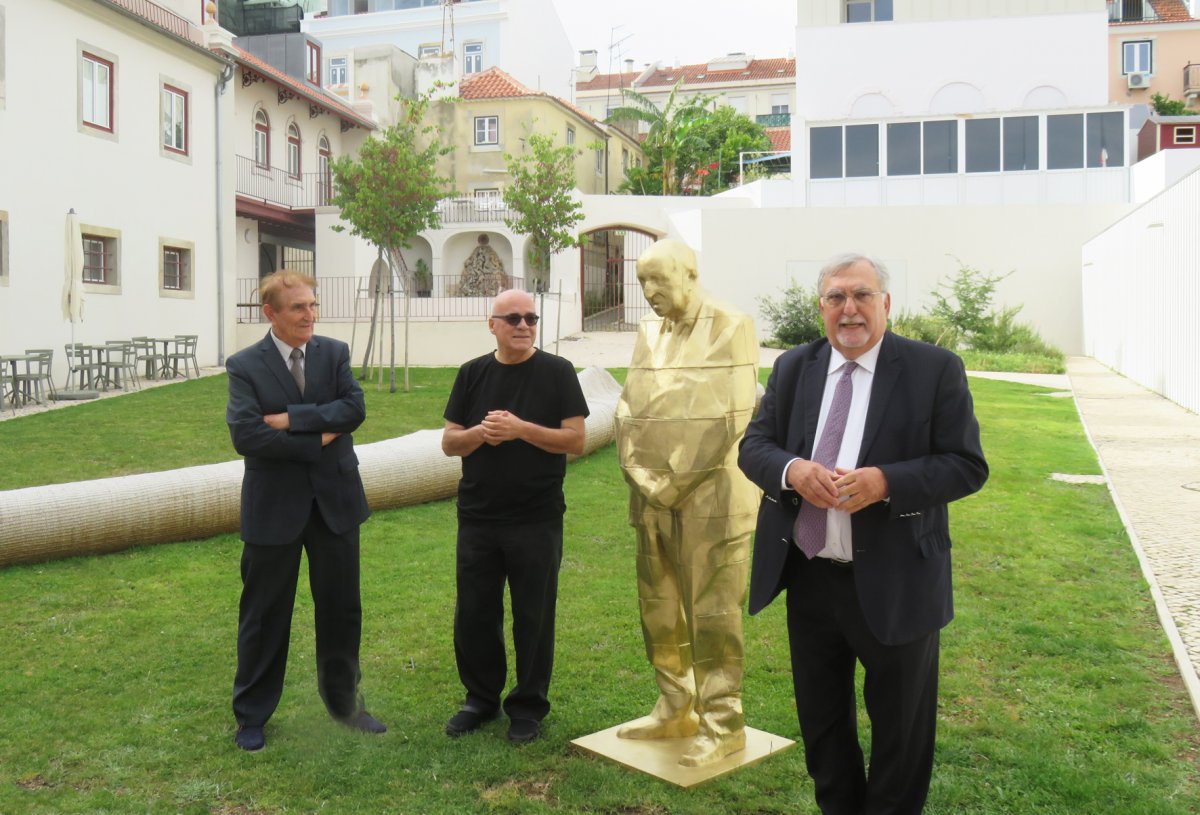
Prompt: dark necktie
<box><xmin>289</xmin><ymin>347</ymin><xmax>305</xmax><ymax>394</ymax></box>
<box><xmin>794</xmin><ymin>361</ymin><xmax>858</xmax><ymax>559</ymax></box>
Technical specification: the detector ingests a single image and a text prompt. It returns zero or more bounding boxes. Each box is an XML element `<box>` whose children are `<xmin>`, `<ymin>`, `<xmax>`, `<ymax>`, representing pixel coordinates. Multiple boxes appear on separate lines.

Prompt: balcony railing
<box><xmin>237</xmin><ymin>274</ymin><xmax>534</xmax><ymax>323</ymax></box>
<box><xmin>236</xmin><ymin>155</ymin><xmax>334</xmax><ymax>209</ymax></box>
<box><xmin>1186</xmin><ymin>64</ymin><xmax>1200</xmax><ymax>98</ymax></box>
<box><xmin>1108</xmin><ymin>0</ymin><xmax>1159</xmax><ymax>22</ymax></box>
<box><xmin>756</xmin><ymin>113</ymin><xmax>792</xmax><ymax>127</ymax></box>
<box><xmin>434</xmin><ymin>198</ymin><xmax>514</xmax><ymax>224</ymax></box>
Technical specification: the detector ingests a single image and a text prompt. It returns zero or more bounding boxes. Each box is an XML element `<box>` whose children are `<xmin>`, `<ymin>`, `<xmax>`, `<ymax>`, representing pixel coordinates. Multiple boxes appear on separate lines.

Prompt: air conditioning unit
<box><xmin>1128</xmin><ymin>72</ymin><xmax>1151</xmax><ymax>89</ymax></box>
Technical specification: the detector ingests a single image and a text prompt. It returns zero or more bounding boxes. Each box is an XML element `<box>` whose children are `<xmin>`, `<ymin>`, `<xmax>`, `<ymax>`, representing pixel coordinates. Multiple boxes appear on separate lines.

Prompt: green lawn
<box><xmin>0</xmin><ymin>371</ymin><xmax>1196</xmax><ymax>814</ymax></box>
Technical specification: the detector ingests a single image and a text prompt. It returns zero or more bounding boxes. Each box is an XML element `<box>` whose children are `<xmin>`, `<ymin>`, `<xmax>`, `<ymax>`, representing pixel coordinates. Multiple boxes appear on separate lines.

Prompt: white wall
<box><xmin>1130</xmin><ymin>147</ymin><xmax>1200</xmax><ymax>204</ymax></box>
<box><xmin>0</xmin><ymin>0</ymin><xmax>231</xmax><ymax>382</ymax></box>
<box><xmin>1083</xmin><ymin>165</ymin><xmax>1200</xmax><ymax>413</ymax></box>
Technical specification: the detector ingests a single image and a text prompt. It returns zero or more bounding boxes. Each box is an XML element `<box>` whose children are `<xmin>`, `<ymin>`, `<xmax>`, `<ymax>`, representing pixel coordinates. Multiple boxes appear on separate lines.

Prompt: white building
<box><xmin>0</xmin><ymin>0</ymin><xmax>235</xmax><ymax>381</ymax></box>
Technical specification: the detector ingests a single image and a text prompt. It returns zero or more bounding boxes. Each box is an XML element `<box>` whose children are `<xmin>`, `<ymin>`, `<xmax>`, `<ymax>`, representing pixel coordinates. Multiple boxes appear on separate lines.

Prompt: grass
<box><xmin>0</xmin><ymin>371</ymin><xmax>1197</xmax><ymax>814</ymax></box>
<box><xmin>956</xmin><ymin>350</ymin><xmax>1066</xmax><ymax>375</ymax></box>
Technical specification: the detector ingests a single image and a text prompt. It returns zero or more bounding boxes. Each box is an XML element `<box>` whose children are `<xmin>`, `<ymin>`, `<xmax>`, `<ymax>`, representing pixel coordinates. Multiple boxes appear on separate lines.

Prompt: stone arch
<box><xmin>442</xmin><ymin>231</ymin><xmax>515</xmax><ymax>296</ymax></box>
<box><xmin>1023</xmin><ymin>85</ymin><xmax>1069</xmax><ymax>109</ymax></box>
<box><xmin>578</xmin><ymin>225</ymin><xmax>659</xmax><ymax>331</ymax></box>
<box><xmin>929</xmin><ymin>82</ymin><xmax>985</xmax><ymax>114</ymax></box>
<box><xmin>849</xmin><ymin>92</ymin><xmax>896</xmax><ymax>119</ymax></box>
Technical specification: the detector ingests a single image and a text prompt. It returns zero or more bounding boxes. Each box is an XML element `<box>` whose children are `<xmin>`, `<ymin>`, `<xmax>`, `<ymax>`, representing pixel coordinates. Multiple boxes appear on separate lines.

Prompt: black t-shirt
<box><xmin>444</xmin><ymin>350</ymin><xmax>590</xmax><ymax>524</ymax></box>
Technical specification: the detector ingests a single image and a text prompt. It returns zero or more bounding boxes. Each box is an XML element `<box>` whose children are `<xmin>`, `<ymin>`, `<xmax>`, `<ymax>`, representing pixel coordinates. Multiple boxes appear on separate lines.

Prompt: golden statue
<box><xmin>614</xmin><ymin>239</ymin><xmax>761</xmax><ymax>767</ymax></box>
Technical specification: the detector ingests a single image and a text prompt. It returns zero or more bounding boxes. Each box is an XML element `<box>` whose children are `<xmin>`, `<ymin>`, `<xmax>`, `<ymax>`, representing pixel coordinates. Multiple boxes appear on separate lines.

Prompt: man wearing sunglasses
<box><xmin>738</xmin><ymin>253</ymin><xmax>988</xmax><ymax>814</ymax></box>
<box><xmin>441</xmin><ymin>288</ymin><xmax>589</xmax><ymax>745</ymax></box>
<box><xmin>614</xmin><ymin>239</ymin><xmax>761</xmax><ymax>767</ymax></box>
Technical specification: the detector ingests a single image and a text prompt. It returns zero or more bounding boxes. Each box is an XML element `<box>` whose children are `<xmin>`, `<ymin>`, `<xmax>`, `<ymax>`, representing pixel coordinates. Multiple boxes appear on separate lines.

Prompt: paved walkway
<box><xmin>5</xmin><ymin>337</ymin><xmax>1198</xmax><ymax>720</ymax></box>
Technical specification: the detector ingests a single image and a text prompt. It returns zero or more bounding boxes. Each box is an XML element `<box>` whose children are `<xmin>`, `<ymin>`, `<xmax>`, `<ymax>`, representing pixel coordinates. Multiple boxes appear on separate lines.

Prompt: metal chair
<box><xmin>103</xmin><ymin>341</ymin><xmax>140</xmax><ymax>391</ymax></box>
<box><xmin>132</xmin><ymin>337</ymin><xmax>166</xmax><ymax>381</ymax></box>
<box><xmin>64</xmin><ymin>343</ymin><xmax>102</xmax><ymax>391</ymax></box>
<box><xmin>16</xmin><ymin>349</ymin><xmax>57</xmax><ymax>404</ymax></box>
<box><xmin>167</xmin><ymin>335</ymin><xmax>200</xmax><ymax>379</ymax></box>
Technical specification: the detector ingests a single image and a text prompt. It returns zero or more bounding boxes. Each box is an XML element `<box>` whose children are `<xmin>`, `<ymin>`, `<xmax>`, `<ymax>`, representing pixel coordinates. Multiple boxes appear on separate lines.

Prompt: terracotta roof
<box><xmin>234</xmin><ymin>47</ymin><xmax>376</xmax><ymax>131</ymax></box>
<box><xmin>577</xmin><ymin>57</ymin><xmax>795</xmax><ymax>93</ymax></box>
<box><xmin>97</xmin><ymin>0</ymin><xmax>206</xmax><ymax>47</ymax></box>
<box><xmin>459</xmin><ymin>67</ymin><xmax>639</xmax><ymax>142</ymax></box>
<box><xmin>1110</xmin><ymin>0</ymin><xmax>1194</xmax><ymax>23</ymax></box>
<box><xmin>765</xmin><ymin>126</ymin><xmax>790</xmax><ymax>153</ymax></box>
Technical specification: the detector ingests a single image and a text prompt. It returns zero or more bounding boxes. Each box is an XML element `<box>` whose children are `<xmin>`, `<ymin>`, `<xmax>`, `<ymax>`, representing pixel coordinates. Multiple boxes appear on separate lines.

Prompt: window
<box><xmin>886</xmin><ymin>122</ymin><xmax>920</xmax><ymax>176</ymax></box>
<box><xmin>162</xmin><ymin>245</ymin><xmax>190</xmax><ymax>291</ymax></box>
<box><xmin>162</xmin><ymin>84</ymin><xmax>188</xmax><ymax>156</ymax></box>
<box><xmin>1003</xmin><ymin>116</ymin><xmax>1038</xmax><ymax>171</ymax></box>
<box><xmin>770</xmin><ymin>93</ymin><xmax>790</xmax><ymax>115</ymax></box>
<box><xmin>82</xmin><ymin>233</ymin><xmax>118</xmax><ymax>285</ymax></box>
<box><xmin>254</xmin><ymin>108</ymin><xmax>270</xmax><ymax>168</ymax></box>
<box><xmin>1087</xmin><ymin>111</ymin><xmax>1124</xmax><ymax>167</ymax></box>
<box><xmin>1122</xmin><ymin>40</ymin><xmax>1152</xmax><ymax>75</ymax></box>
<box><xmin>418</xmin><ymin>44</ymin><xmax>441</xmax><ymax>59</ymax></box>
<box><xmin>923</xmin><ymin>120</ymin><xmax>957</xmax><ymax>174</ymax></box>
<box><xmin>318</xmin><ymin>136</ymin><xmax>333</xmax><ymax>204</ymax></box>
<box><xmin>622</xmin><ymin>147</ymin><xmax>630</xmax><ymax>172</ymax></box>
<box><xmin>328</xmin><ymin>57</ymin><xmax>347</xmax><ymax>85</ymax></box>
<box><xmin>965</xmin><ymin>118</ymin><xmax>1000</xmax><ymax>173</ymax></box>
<box><xmin>81</xmin><ymin>51</ymin><xmax>114</xmax><ymax>133</ymax></box>
<box><xmin>846</xmin><ymin>0</ymin><xmax>892</xmax><ymax>23</ymax></box>
<box><xmin>726</xmin><ymin>96</ymin><xmax>746</xmax><ymax>114</ymax></box>
<box><xmin>595</xmin><ymin>146</ymin><xmax>605</xmax><ymax>174</ymax></box>
<box><xmin>474</xmin><ymin>115</ymin><xmax>498</xmax><ymax>145</ymax></box>
<box><xmin>287</xmin><ymin>122</ymin><xmax>302</xmax><ymax>178</ymax></box>
<box><xmin>464</xmin><ymin>42</ymin><xmax>483</xmax><ymax>74</ymax></box>
<box><xmin>1176</xmin><ymin>125</ymin><xmax>1197</xmax><ymax>145</ymax></box>
<box><xmin>0</xmin><ymin>7</ymin><xmax>7</xmax><ymax>111</ymax></box>
<box><xmin>845</xmin><ymin>124</ymin><xmax>879</xmax><ymax>177</ymax></box>
<box><xmin>306</xmin><ymin>41</ymin><xmax>321</xmax><ymax>85</ymax></box>
<box><xmin>1047</xmin><ymin>114</ymin><xmax>1084</xmax><ymax>169</ymax></box>
<box><xmin>0</xmin><ymin>211</ymin><xmax>8</xmax><ymax>285</ymax></box>
<box><xmin>810</xmin><ymin>126</ymin><xmax>843</xmax><ymax>179</ymax></box>
<box><xmin>475</xmin><ymin>188</ymin><xmax>501</xmax><ymax>209</ymax></box>
<box><xmin>566</xmin><ymin>126</ymin><xmax>576</xmax><ymax>145</ymax></box>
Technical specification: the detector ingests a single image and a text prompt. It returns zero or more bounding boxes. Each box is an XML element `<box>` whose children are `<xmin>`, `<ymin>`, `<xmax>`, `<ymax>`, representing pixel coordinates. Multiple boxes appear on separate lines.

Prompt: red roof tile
<box><xmin>235</xmin><ymin>47</ymin><xmax>375</xmax><ymax>131</ymax></box>
<box><xmin>1111</xmin><ymin>0</ymin><xmax>1194</xmax><ymax>23</ymax></box>
<box><xmin>765</xmin><ymin>126</ymin><xmax>790</xmax><ymax>153</ymax></box>
<box><xmin>577</xmin><ymin>57</ymin><xmax>795</xmax><ymax>93</ymax></box>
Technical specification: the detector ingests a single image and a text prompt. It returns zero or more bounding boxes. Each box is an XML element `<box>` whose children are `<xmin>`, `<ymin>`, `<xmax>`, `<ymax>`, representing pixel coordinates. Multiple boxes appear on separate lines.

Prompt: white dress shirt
<box><xmin>781</xmin><ymin>340</ymin><xmax>882</xmax><ymax>560</ymax></box>
<box><xmin>269</xmin><ymin>330</ymin><xmax>307</xmax><ymax>379</ymax></box>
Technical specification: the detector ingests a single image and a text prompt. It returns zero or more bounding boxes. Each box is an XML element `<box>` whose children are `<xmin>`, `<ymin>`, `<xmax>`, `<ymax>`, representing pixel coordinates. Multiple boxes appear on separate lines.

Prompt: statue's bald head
<box><xmin>636</xmin><ymin>239</ymin><xmax>700</xmax><ymax>321</ymax></box>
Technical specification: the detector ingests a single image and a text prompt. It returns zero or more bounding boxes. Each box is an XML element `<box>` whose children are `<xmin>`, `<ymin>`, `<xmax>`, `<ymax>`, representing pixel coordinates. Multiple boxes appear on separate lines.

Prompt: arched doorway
<box><xmin>579</xmin><ymin>227</ymin><xmax>657</xmax><ymax>331</ymax></box>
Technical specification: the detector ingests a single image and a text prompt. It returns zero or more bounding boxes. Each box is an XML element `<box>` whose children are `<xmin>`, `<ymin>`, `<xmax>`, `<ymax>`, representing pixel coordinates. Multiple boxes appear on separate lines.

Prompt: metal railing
<box><xmin>755</xmin><ymin>113</ymin><xmax>792</xmax><ymax>127</ymax></box>
<box><xmin>235</xmin><ymin>155</ymin><xmax>334</xmax><ymax>210</ymax></box>
<box><xmin>1186</xmin><ymin>64</ymin><xmax>1200</xmax><ymax>97</ymax></box>
<box><xmin>113</xmin><ymin>0</ymin><xmax>204</xmax><ymax>45</ymax></box>
<box><xmin>236</xmin><ymin>275</ymin><xmax>535</xmax><ymax>323</ymax></box>
<box><xmin>435</xmin><ymin>198</ymin><xmax>514</xmax><ymax>224</ymax></box>
<box><xmin>1108</xmin><ymin>0</ymin><xmax>1158</xmax><ymax>22</ymax></box>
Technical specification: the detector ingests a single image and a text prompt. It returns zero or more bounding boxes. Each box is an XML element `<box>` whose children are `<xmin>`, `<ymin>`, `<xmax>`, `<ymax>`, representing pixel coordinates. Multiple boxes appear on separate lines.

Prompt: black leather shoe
<box><xmin>341</xmin><ymin>710</ymin><xmax>387</xmax><ymax>734</ymax></box>
<box><xmin>445</xmin><ymin>708</ymin><xmax>498</xmax><ymax>737</ymax></box>
<box><xmin>507</xmin><ymin>718</ymin><xmax>541</xmax><ymax>745</ymax></box>
<box><xmin>235</xmin><ymin>725</ymin><xmax>265</xmax><ymax>752</ymax></box>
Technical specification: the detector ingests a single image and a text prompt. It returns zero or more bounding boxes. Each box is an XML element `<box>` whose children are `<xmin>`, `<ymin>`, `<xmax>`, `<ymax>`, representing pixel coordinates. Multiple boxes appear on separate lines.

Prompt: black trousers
<box><xmin>232</xmin><ymin>506</ymin><xmax>364</xmax><ymax>727</ymax></box>
<box><xmin>453</xmin><ymin>518</ymin><xmax>563</xmax><ymax>722</ymax></box>
<box><xmin>785</xmin><ymin>549</ymin><xmax>940</xmax><ymax>815</ymax></box>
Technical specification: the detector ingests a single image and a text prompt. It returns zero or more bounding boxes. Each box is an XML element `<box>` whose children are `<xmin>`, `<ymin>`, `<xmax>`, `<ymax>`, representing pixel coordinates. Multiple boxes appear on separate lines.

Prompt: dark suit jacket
<box><xmin>226</xmin><ymin>332</ymin><xmax>370</xmax><ymax>547</ymax></box>
<box><xmin>737</xmin><ymin>331</ymin><xmax>988</xmax><ymax>646</ymax></box>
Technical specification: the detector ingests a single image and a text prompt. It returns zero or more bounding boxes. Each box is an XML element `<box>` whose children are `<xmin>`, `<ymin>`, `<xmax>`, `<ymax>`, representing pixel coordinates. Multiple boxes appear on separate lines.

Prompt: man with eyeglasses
<box><xmin>739</xmin><ymin>253</ymin><xmax>987</xmax><ymax>814</ymax></box>
<box><xmin>441</xmin><ymin>288</ymin><xmax>589</xmax><ymax>745</ymax></box>
<box><xmin>614</xmin><ymin>239</ymin><xmax>760</xmax><ymax>767</ymax></box>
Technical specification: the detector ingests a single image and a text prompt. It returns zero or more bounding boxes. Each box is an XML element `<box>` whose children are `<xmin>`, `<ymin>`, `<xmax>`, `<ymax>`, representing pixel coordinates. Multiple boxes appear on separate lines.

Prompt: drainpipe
<box><xmin>215</xmin><ymin>62</ymin><xmax>234</xmax><ymax>365</ymax></box>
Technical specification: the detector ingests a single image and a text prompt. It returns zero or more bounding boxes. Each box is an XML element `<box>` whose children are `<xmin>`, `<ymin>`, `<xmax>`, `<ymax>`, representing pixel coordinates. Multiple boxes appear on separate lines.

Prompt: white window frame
<box><xmin>474</xmin><ymin>115</ymin><xmax>499</xmax><ymax>146</ymax></box>
<box><xmin>0</xmin><ymin>210</ymin><xmax>8</xmax><ymax>286</ymax></box>
<box><xmin>1175</xmin><ymin>125</ymin><xmax>1197</xmax><ymax>145</ymax></box>
<box><xmin>418</xmin><ymin>44</ymin><xmax>441</xmax><ymax>59</ymax></box>
<box><xmin>464</xmin><ymin>41</ymin><xmax>483</xmax><ymax>73</ymax></box>
<box><xmin>566</xmin><ymin>126</ymin><xmax>576</xmax><ymax>146</ymax></box>
<box><xmin>287</xmin><ymin>122</ymin><xmax>302</xmax><ymax>178</ymax></box>
<box><xmin>846</xmin><ymin>0</ymin><xmax>892</xmax><ymax>23</ymax></box>
<box><xmin>474</xmin><ymin>188</ymin><xmax>502</xmax><ymax>209</ymax></box>
<box><xmin>79</xmin><ymin>44</ymin><xmax>117</xmax><ymax>139</ymax></box>
<box><xmin>306</xmin><ymin>40</ymin><xmax>321</xmax><ymax>85</ymax></box>
<box><xmin>1122</xmin><ymin>40</ymin><xmax>1153</xmax><ymax>75</ymax></box>
<box><xmin>318</xmin><ymin>136</ymin><xmax>333</xmax><ymax>205</ymax></box>
<box><xmin>254</xmin><ymin>108</ymin><xmax>270</xmax><ymax>168</ymax></box>
<box><xmin>328</xmin><ymin>56</ymin><xmax>348</xmax><ymax>86</ymax></box>
<box><xmin>595</xmin><ymin>145</ymin><xmax>605</xmax><ymax>175</ymax></box>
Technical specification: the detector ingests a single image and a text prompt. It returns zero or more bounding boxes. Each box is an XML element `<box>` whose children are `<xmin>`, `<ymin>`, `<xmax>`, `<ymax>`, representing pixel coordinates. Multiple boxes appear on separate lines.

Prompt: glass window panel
<box><xmin>923</xmin><ymin>120</ymin><xmax>957</xmax><ymax>174</ymax></box>
<box><xmin>810</xmin><ymin>126</ymin><xmax>843</xmax><ymax>179</ymax></box>
<box><xmin>846</xmin><ymin>1</ymin><xmax>870</xmax><ymax>23</ymax></box>
<box><xmin>965</xmin><ymin>118</ymin><xmax>1000</xmax><ymax>173</ymax></box>
<box><xmin>845</xmin><ymin>124</ymin><xmax>879</xmax><ymax>177</ymax></box>
<box><xmin>1047</xmin><ymin>114</ymin><xmax>1084</xmax><ymax>169</ymax></box>
<box><xmin>1087</xmin><ymin>111</ymin><xmax>1125</xmax><ymax>167</ymax></box>
<box><xmin>1003</xmin><ymin>116</ymin><xmax>1039</xmax><ymax>171</ymax></box>
<box><xmin>875</xmin><ymin>0</ymin><xmax>893</xmax><ymax>21</ymax></box>
<box><xmin>887</xmin><ymin>122</ymin><xmax>920</xmax><ymax>175</ymax></box>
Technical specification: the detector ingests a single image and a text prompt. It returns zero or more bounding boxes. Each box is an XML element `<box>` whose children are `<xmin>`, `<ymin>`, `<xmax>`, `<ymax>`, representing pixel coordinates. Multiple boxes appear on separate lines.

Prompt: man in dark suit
<box><xmin>738</xmin><ymin>254</ymin><xmax>987</xmax><ymax>814</ymax></box>
<box><xmin>226</xmin><ymin>270</ymin><xmax>385</xmax><ymax>752</ymax></box>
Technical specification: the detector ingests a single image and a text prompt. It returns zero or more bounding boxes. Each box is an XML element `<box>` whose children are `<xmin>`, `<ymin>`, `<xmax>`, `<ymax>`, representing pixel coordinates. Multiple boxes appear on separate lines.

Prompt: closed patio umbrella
<box><xmin>59</xmin><ymin>209</ymin><xmax>97</xmax><ymax>400</ymax></box>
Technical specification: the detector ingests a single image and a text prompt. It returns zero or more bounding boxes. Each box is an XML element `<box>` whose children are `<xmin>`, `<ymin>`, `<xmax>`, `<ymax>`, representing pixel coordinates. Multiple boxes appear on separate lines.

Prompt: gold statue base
<box><xmin>569</xmin><ymin>723</ymin><xmax>795</xmax><ymax>788</ymax></box>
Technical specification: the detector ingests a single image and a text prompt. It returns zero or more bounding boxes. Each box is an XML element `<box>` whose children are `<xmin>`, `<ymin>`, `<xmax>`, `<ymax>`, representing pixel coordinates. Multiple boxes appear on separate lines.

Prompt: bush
<box><xmin>758</xmin><ymin>283</ymin><xmax>822</xmax><ymax>347</ymax></box>
<box><xmin>972</xmin><ymin>308</ymin><xmax>1062</xmax><ymax>359</ymax></box>
<box><xmin>889</xmin><ymin>311</ymin><xmax>959</xmax><ymax>349</ymax></box>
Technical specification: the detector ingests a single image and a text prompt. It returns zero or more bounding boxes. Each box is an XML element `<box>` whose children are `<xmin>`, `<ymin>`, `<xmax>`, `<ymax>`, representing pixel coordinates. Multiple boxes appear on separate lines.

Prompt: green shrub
<box><xmin>972</xmin><ymin>308</ymin><xmax>1063</xmax><ymax>359</ymax></box>
<box><xmin>758</xmin><ymin>283</ymin><xmax>822</xmax><ymax>347</ymax></box>
<box><xmin>890</xmin><ymin>310</ymin><xmax>959</xmax><ymax>349</ymax></box>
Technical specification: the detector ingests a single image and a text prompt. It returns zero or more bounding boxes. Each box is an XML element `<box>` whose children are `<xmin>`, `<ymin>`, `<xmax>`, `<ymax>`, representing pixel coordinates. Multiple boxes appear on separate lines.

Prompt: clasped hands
<box><xmin>786</xmin><ymin>458</ymin><xmax>888</xmax><ymax>514</ymax></box>
<box><xmin>480</xmin><ymin>409</ymin><xmax>523</xmax><ymax>446</ymax></box>
<box><xmin>263</xmin><ymin>412</ymin><xmax>340</xmax><ymax>446</ymax></box>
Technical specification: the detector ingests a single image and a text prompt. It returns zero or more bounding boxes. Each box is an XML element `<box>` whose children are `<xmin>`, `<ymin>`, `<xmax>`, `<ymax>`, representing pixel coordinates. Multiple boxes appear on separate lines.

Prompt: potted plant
<box><xmin>413</xmin><ymin>258</ymin><xmax>432</xmax><ymax>298</ymax></box>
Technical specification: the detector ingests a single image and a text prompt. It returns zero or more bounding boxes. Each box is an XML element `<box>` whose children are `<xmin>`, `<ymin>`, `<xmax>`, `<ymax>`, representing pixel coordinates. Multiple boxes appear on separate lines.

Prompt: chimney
<box><xmin>579</xmin><ymin>50</ymin><xmax>598</xmax><ymax>69</ymax></box>
<box><xmin>624</xmin><ymin>58</ymin><xmax>634</xmax><ymax>73</ymax></box>
<box><xmin>575</xmin><ymin>49</ymin><xmax>599</xmax><ymax>84</ymax></box>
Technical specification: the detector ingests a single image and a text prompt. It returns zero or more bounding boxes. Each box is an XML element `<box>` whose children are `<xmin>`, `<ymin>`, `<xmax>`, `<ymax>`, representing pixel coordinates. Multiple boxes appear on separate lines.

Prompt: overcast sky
<box><xmin>550</xmin><ymin>0</ymin><xmax>797</xmax><ymax>71</ymax></box>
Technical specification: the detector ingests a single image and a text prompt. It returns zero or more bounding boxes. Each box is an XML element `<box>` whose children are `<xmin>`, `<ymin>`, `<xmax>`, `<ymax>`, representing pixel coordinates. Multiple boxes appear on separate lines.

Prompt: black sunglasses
<box><xmin>491</xmin><ymin>312</ymin><xmax>540</xmax><ymax>326</ymax></box>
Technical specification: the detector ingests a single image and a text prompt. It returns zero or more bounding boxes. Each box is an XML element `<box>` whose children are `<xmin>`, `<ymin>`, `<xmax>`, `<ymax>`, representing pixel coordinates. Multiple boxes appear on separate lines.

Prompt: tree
<box><xmin>330</xmin><ymin>85</ymin><xmax>454</xmax><ymax>391</ymax></box>
<box><xmin>1150</xmin><ymin>92</ymin><xmax>1200</xmax><ymax>116</ymax></box>
<box><xmin>502</xmin><ymin>132</ymin><xmax>586</xmax><ymax>292</ymax></box>
<box><xmin>606</xmin><ymin>79</ymin><xmax>716</xmax><ymax>195</ymax></box>
<box><xmin>677</xmin><ymin>105</ymin><xmax>771</xmax><ymax>193</ymax></box>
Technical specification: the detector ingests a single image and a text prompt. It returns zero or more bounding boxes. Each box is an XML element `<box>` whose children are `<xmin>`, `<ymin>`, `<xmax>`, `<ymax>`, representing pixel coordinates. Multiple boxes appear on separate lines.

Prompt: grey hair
<box><xmin>817</xmin><ymin>253</ymin><xmax>890</xmax><ymax>293</ymax></box>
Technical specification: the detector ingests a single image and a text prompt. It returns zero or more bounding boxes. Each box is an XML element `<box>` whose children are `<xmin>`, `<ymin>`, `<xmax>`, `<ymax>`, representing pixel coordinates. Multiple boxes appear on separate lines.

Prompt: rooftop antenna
<box><xmin>441</xmin><ymin>0</ymin><xmax>457</xmax><ymax>57</ymax></box>
<box><xmin>606</xmin><ymin>26</ymin><xmax>633</xmax><ymax>116</ymax></box>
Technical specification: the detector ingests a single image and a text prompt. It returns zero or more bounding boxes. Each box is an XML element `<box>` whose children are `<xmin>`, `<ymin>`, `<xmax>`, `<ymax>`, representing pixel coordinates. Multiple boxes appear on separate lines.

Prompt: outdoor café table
<box><xmin>0</xmin><ymin>353</ymin><xmax>39</xmax><ymax>407</ymax></box>
<box><xmin>150</xmin><ymin>338</ymin><xmax>180</xmax><ymax>379</ymax></box>
<box><xmin>79</xmin><ymin>345</ymin><xmax>119</xmax><ymax>391</ymax></box>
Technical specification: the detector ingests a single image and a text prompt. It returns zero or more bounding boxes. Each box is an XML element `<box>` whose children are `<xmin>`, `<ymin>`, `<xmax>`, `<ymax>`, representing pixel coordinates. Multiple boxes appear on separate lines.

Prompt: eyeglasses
<box><xmin>491</xmin><ymin>312</ymin><xmax>540</xmax><ymax>327</ymax></box>
<box><xmin>820</xmin><ymin>289</ymin><xmax>883</xmax><ymax>308</ymax></box>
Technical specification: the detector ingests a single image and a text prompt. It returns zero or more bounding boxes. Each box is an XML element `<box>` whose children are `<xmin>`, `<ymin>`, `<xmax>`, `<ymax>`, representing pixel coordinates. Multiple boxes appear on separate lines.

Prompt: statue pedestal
<box><xmin>569</xmin><ymin>722</ymin><xmax>795</xmax><ymax>788</ymax></box>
